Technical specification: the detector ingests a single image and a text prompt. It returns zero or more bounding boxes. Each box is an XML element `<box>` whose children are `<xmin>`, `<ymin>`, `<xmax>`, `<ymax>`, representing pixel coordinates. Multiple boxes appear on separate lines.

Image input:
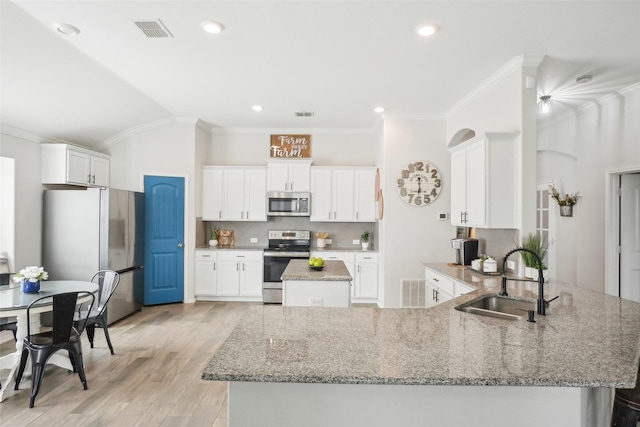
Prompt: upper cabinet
<box><xmin>202</xmin><ymin>166</ymin><xmax>267</xmax><ymax>221</ymax></box>
<box><xmin>41</xmin><ymin>144</ymin><xmax>110</xmax><ymax>187</ymax></box>
<box><xmin>310</xmin><ymin>166</ymin><xmax>376</xmax><ymax>222</ymax></box>
<box><xmin>448</xmin><ymin>133</ymin><xmax>518</xmax><ymax>228</ymax></box>
<box><xmin>266</xmin><ymin>160</ymin><xmax>313</xmax><ymax>192</ymax></box>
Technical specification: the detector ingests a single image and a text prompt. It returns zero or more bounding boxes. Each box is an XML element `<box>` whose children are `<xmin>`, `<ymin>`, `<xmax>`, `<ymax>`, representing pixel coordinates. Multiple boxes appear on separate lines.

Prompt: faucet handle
<box><xmin>544</xmin><ymin>295</ymin><xmax>559</xmax><ymax>308</ymax></box>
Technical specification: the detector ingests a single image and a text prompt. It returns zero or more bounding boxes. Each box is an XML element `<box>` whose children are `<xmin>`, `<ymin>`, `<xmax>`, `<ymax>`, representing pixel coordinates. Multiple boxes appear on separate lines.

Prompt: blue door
<box><xmin>144</xmin><ymin>176</ymin><xmax>184</xmax><ymax>305</ymax></box>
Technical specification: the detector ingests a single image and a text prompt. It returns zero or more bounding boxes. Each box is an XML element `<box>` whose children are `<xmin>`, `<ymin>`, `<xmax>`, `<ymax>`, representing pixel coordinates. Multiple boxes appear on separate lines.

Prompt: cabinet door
<box><xmin>223</xmin><ymin>169</ymin><xmax>245</xmax><ymax>220</ymax></box>
<box><xmin>90</xmin><ymin>156</ymin><xmax>110</xmax><ymax>187</ymax></box>
<box><xmin>465</xmin><ymin>140</ymin><xmax>486</xmax><ymax>227</ymax></box>
<box><xmin>195</xmin><ymin>258</ymin><xmax>217</xmax><ymax>296</ymax></box>
<box><xmin>289</xmin><ymin>163</ymin><xmax>311</xmax><ymax>191</ymax></box>
<box><xmin>355</xmin><ymin>256</ymin><xmax>378</xmax><ymax>299</ymax></box>
<box><xmin>425</xmin><ymin>281</ymin><xmax>438</xmax><ymax>308</ymax></box>
<box><xmin>217</xmin><ymin>258</ymin><xmax>241</xmax><ymax>295</ymax></box>
<box><xmin>244</xmin><ymin>168</ymin><xmax>267</xmax><ymax>221</ymax></box>
<box><xmin>241</xmin><ymin>259</ymin><xmax>264</xmax><ymax>296</ymax></box>
<box><xmin>450</xmin><ymin>148</ymin><xmax>467</xmax><ymax>226</ymax></box>
<box><xmin>354</xmin><ymin>169</ymin><xmax>376</xmax><ymax>222</ymax></box>
<box><xmin>310</xmin><ymin>169</ymin><xmax>333</xmax><ymax>221</ymax></box>
<box><xmin>332</xmin><ymin>169</ymin><xmax>355</xmax><ymax>221</ymax></box>
<box><xmin>202</xmin><ymin>168</ymin><xmax>224</xmax><ymax>220</ymax></box>
<box><xmin>266</xmin><ymin>163</ymin><xmax>290</xmax><ymax>191</ymax></box>
<box><xmin>66</xmin><ymin>149</ymin><xmax>91</xmax><ymax>185</ymax></box>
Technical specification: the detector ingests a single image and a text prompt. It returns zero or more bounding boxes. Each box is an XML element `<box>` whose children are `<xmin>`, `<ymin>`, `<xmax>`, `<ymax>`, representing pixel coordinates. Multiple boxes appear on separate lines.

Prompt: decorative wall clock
<box><xmin>396</xmin><ymin>161</ymin><xmax>442</xmax><ymax>206</ymax></box>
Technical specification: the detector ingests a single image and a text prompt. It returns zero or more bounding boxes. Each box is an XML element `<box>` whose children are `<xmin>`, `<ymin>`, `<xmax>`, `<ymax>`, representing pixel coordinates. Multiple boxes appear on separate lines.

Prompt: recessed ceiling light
<box><xmin>252</xmin><ymin>105</ymin><xmax>264</xmax><ymax>112</ymax></box>
<box><xmin>201</xmin><ymin>21</ymin><xmax>225</xmax><ymax>34</ymax></box>
<box><xmin>374</xmin><ymin>107</ymin><xmax>385</xmax><ymax>113</ymax></box>
<box><xmin>416</xmin><ymin>24</ymin><xmax>438</xmax><ymax>37</ymax></box>
<box><xmin>576</xmin><ymin>74</ymin><xmax>593</xmax><ymax>84</ymax></box>
<box><xmin>54</xmin><ymin>23</ymin><xmax>80</xmax><ymax>36</ymax></box>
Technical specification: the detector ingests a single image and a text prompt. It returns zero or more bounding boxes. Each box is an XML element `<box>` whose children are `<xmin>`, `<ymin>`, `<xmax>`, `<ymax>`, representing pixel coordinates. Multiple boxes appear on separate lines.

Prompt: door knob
<box><xmin>177</xmin><ymin>243</ymin><xmax>184</xmax><ymax>248</ymax></box>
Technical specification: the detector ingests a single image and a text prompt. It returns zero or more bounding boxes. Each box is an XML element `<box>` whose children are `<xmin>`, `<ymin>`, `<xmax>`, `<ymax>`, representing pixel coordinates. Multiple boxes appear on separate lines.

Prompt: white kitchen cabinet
<box><xmin>425</xmin><ymin>267</ymin><xmax>455</xmax><ymax>306</ymax></box>
<box><xmin>41</xmin><ymin>143</ymin><xmax>110</xmax><ymax>187</ymax></box>
<box><xmin>448</xmin><ymin>133</ymin><xmax>517</xmax><ymax>228</ymax></box>
<box><xmin>310</xmin><ymin>166</ymin><xmax>376</xmax><ymax>222</ymax></box>
<box><xmin>354</xmin><ymin>253</ymin><xmax>378</xmax><ymax>300</ymax></box>
<box><xmin>266</xmin><ymin>160</ymin><xmax>312</xmax><ymax>192</ymax></box>
<box><xmin>195</xmin><ymin>250</ymin><xmax>218</xmax><ymax>296</ymax></box>
<box><xmin>311</xmin><ymin>251</ymin><xmax>355</xmax><ymax>284</ymax></box>
<box><xmin>216</xmin><ymin>251</ymin><xmax>263</xmax><ymax>297</ymax></box>
<box><xmin>202</xmin><ymin>166</ymin><xmax>267</xmax><ymax>221</ymax></box>
<box><xmin>454</xmin><ymin>281</ymin><xmax>474</xmax><ymax>297</ymax></box>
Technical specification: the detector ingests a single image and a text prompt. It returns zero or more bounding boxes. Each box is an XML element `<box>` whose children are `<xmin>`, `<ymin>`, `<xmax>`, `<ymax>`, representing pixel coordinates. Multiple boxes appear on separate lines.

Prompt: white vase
<box><xmin>524</xmin><ymin>266</ymin><xmax>537</xmax><ymax>279</ymax></box>
<box><xmin>361</xmin><ymin>242</ymin><xmax>369</xmax><ymax>250</ymax></box>
<box><xmin>209</xmin><ymin>239</ymin><xmax>218</xmax><ymax>247</ymax></box>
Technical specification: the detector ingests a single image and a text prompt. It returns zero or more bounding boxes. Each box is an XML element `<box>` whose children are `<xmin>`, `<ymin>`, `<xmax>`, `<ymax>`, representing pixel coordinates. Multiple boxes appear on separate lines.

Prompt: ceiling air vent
<box><xmin>134</xmin><ymin>19</ymin><xmax>173</xmax><ymax>38</ymax></box>
<box><xmin>295</xmin><ymin>111</ymin><xmax>314</xmax><ymax>117</ymax></box>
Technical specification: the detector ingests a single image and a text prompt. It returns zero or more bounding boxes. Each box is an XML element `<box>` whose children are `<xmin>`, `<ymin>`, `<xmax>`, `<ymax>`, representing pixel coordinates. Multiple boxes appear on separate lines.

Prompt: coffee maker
<box><xmin>451</xmin><ymin>238</ymin><xmax>479</xmax><ymax>266</ymax></box>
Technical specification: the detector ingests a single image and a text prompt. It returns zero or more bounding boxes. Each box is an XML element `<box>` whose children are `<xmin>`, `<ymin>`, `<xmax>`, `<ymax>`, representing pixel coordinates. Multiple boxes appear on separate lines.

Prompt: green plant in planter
<box><xmin>210</xmin><ymin>229</ymin><xmax>218</xmax><ymax>240</ymax></box>
<box><xmin>520</xmin><ymin>233</ymin><xmax>547</xmax><ymax>269</ymax></box>
<box><xmin>360</xmin><ymin>230</ymin><xmax>370</xmax><ymax>242</ymax></box>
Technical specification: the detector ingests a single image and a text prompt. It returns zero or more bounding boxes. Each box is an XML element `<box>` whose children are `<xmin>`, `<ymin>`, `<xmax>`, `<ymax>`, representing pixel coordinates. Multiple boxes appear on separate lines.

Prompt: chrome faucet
<box><xmin>500</xmin><ymin>248</ymin><xmax>546</xmax><ymax>316</ymax></box>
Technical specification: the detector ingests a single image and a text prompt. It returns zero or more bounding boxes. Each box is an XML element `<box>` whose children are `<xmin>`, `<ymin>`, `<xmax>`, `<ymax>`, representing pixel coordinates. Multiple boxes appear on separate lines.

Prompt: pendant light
<box><xmin>538</xmin><ymin>95</ymin><xmax>553</xmax><ymax>113</ymax></box>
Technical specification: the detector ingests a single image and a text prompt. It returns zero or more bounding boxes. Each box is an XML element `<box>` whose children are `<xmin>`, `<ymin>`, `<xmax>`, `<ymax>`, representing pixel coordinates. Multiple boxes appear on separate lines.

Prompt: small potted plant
<box><xmin>13</xmin><ymin>266</ymin><xmax>48</xmax><ymax>293</ymax></box>
<box><xmin>520</xmin><ymin>233</ymin><xmax>547</xmax><ymax>280</ymax></box>
<box><xmin>360</xmin><ymin>230</ymin><xmax>370</xmax><ymax>250</ymax></box>
<box><xmin>549</xmin><ymin>185</ymin><xmax>579</xmax><ymax>217</ymax></box>
<box><xmin>209</xmin><ymin>229</ymin><xmax>218</xmax><ymax>248</ymax></box>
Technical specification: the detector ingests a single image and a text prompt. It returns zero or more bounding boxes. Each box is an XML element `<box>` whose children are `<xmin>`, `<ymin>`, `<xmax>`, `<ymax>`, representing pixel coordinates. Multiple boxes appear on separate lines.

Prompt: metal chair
<box><xmin>74</xmin><ymin>270</ymin><xmax>120</xmax><ymax>354</ymax></box>
<box><xmin>14</xmin><ymin>291</ymin><xmax>96</xmax><ymax>408</ymax></box>
<box><xmin>611</xmin><ymin>362</ymin><xmax>640</xmax><ymax>426</ymax></box>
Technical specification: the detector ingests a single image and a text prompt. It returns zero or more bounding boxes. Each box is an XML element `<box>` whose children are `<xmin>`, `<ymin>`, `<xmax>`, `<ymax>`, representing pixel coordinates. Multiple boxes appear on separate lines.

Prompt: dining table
<box><xmin>0</xmin><ymin>279</ymin><xmax>99</xmax><ymax>402</ymax></box>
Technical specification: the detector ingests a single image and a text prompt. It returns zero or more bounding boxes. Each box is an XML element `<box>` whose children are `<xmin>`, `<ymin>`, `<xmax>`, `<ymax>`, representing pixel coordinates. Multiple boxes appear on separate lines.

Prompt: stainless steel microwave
<box><xmin>266</xmin><ymin>192</ymin><xmax>311</xmax><ymax>217</ymax></box>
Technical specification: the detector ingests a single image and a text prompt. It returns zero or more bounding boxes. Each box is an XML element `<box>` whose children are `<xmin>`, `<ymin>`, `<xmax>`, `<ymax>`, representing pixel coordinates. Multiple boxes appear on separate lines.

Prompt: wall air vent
<box><xmin>134</xmin><ymin>19</ymin><xmax>174</xmax><ymax>38</ymax></box>
<box><xmin>295</xmin><ymin>112</ymin><xmax>315</xmax><ymax>117</ymax></box>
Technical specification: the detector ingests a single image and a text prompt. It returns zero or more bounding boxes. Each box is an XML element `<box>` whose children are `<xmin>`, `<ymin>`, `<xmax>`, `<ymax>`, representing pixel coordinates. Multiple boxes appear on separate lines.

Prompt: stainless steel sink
<box><xmin>455</xmin><ymin>294</ymin><xmax>536</xmax><ymax>321</ymax></box>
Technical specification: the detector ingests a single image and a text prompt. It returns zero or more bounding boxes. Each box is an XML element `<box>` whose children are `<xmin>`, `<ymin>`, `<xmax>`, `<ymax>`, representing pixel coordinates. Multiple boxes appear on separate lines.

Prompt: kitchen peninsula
<box><xmin>281</xmin><ymin>259</ymin><xmax>352</xmax><ymax>307</ymax></box>
<box><xmin>203</xmin><ymin>266</ymin><xmax>640</xmax><ymax>427</ymax></box>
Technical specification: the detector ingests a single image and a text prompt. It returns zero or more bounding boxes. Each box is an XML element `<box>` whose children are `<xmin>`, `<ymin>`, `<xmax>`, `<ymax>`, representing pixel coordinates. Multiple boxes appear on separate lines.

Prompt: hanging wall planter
<box><xmin>549</xmin><ymin>185</ymin><xmax>579</xmax><ymax>218</ymax></box>
<box><xmin>559</xmin><ymin>205</ymin><xmax>573</xmax><ymax>217</ymax></box>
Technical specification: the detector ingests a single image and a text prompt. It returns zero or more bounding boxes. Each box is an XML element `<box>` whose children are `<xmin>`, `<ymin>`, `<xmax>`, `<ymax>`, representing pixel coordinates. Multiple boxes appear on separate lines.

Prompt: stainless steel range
<box><xmin>263</xmin><ymin>230</ymin><xmax>310</xmax><ymax>304</ymax></box>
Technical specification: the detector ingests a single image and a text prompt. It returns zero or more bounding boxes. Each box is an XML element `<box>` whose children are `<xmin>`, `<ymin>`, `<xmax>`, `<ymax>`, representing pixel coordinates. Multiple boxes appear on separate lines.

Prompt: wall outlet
<box><xmin>309</xmin><ymin>297</ymin><xmax>323</xmax><ymax>307</ymax></box>
<box><xmin>353</xmin><ymin>239</ymin><xmax>360</xmax><ymax>245</ymax></box>
<box><xmin>250</xmin><ymin>237</ymin><xmax>258</xmax><ymax>243</ymax></box>
<box><xmin>325</xmin><ymin>238</ymin><xmax>332</xmax><ymax>244</ymax></box>
<box><xmin>507</xmin><ymin>260</ymin><xmax>516</xmax><ymax>270</ymax></box>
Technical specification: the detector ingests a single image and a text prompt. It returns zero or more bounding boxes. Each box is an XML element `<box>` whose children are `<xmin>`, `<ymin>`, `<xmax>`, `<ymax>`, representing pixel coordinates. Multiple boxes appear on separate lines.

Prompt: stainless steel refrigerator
<box><xmin>43</xmin><ymin>187</ymin><xmax>145</xmax><ymax>324</ymax></box>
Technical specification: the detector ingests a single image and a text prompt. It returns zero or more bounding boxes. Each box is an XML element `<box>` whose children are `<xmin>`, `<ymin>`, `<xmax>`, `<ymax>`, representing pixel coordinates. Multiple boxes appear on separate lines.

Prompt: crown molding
<box><xmin>446</xmin><ymin>55</ymin><xmax>545</xmax><ymax>119</ymax></box>
<box><xmin>0</xmin><ymin>123</ymin><xmax>75</xmax><ymax>145</ymax></box>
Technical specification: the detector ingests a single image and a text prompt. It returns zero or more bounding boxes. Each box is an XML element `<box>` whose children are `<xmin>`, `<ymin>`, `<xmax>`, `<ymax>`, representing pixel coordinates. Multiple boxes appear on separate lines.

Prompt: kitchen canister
<box><xmin>483</xmin><ymin>258</ymin><xmax>497</xmax><ymax>273</ymax></box>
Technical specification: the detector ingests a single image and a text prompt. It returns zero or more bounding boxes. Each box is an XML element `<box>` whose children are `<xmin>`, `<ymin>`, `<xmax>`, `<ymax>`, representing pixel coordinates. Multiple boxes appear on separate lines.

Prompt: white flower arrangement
<box><xmin>13</xmin><ymin>266</ymin><xmax>49</xmax><ymax>283</ymax></box>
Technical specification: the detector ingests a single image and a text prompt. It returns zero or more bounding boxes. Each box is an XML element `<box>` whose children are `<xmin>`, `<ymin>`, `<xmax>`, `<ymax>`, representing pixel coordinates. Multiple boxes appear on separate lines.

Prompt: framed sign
<box><xmin>270</xmin><ymin>134</ymin><xmax>311</xmax><ymax>158</ymax></box>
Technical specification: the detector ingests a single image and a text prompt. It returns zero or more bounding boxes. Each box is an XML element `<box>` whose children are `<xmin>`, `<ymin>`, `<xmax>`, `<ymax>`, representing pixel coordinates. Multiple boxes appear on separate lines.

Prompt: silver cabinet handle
<box><xmin>242</xmin><ymin>263</ymin><xmax>245</xmax><ymax>271</ymax></box>
<box><xmin>236</xmin><ymin>263</ymin><xmax>239</xmax><ymax>271</ymax></box>
<box><xmin>219</xmin><ymin>211</ymin><xmax>222</xmax><ymax>219</ymax></box>
<box><xmin>213</xmin><ymin>262</ymin><xmax>216</xmax><ymax>271</ymax></box>
<box><xmin>87</xmin><ymin>173</ymin><xmax>91</xmax><ymax>183</ymax></box>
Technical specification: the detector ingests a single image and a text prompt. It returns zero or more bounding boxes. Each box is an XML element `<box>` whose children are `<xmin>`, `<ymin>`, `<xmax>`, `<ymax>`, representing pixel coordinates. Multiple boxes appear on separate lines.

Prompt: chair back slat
<box><xmin>91</xmin><ymin>270</ymin><xmax>120</xmax><ymax>314</ymax></box>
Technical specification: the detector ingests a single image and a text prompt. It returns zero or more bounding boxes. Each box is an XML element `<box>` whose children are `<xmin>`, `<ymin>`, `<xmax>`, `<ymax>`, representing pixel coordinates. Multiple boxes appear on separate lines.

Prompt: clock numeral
<box><xmin>431</xmin><ymin>188</ymin><xmax>438</xmax><ymax>197</ymax></box>
<box><xmin>408</xmin><ymin>163</ymin><xmax>415</xmax><ymax>173</ymax></box>
<box><xmin>424</xmin><ymin>195</ymin><xmax>431</xmax><ymax>204</ymax></box>
<box><xmin>397</xmin><ymin>178</ymin><xmax>405</xmax><ymax>187</ymax></box>
<box><xmin>434</xmin><ymin>178</ymin><xmax>441</xmax><ymax>188</ymax></box>
<box><xmin>431</xmin><ymin>169</ymin><xmax>438</xmax><ymax>179</ymax></box>
<box><xmin>415</xmin><ymin>161</ymin><xmax>424</xmax><ymax>172</ymax></box>
<box><xmin>400</xmin><ymin>188</ymin><xmax>407</xmax><ymax>197</ymax></box>
<box><xmin>414</xmin><ymin>195</ymin><xmax>422</xmax><ymax>205</ymax></box>
<box><xmin>401</xmin><ymin>170</ymin><xmax>410</xmax><ymax>179</ymax></box>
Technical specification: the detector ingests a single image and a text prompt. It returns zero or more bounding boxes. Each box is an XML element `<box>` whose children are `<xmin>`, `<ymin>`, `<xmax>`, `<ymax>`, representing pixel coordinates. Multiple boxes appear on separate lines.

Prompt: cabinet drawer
<box><xmin>356</xmin><ymin>253</ymin><xmax>378</xmax><ymax>263</ymax></box>
<box><xmin>454</xmin><ymin>281</ymin><xmax>474</xmax><ymax>297</ymax></box>
<box><xmin>195</xmin><ymin>251</ymin><xmax>217</xmax><ymax>261</ymax></box>
<box><xmin>218</xmin><ymin>251</ymin><xmax>262</xmax><ymax>262</ymax></box>
<box><xmin>425</xmin><ymin>268</ymin><xmax>455</xmax><ymax>297</ymax></box>
<box><xmin>311</xmin><ymin>251</ymin><xmax>355</xmax><ymax>263</ymax></box>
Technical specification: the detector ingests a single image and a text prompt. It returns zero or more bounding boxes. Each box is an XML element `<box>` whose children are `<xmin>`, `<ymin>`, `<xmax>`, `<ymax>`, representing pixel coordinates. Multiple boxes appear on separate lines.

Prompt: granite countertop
<box><xmin>203</xmin><ymin>263</ymin><xmax>640</xmax><ymax>388</ymax></box>
<box><xmin>312</xmin><ymin>246</ymin><xmax>378</xmax><ymax>253</ymax></box>
<box><xmin>281</xmin><ymin>259</ymin><xmax>352</xmax><ymax>281</ymax></box>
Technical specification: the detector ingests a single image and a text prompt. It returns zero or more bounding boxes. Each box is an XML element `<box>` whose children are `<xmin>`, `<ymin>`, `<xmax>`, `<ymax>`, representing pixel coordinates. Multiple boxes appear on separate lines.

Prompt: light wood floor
<box><xmin>0</xmin><ymin>301</ymin><xmax>253</xmax><ymax>426</ymax></box>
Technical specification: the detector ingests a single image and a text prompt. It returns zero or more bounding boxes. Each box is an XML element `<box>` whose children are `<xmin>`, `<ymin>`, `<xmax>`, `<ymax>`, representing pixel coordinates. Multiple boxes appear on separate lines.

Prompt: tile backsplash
<box><xmin>197</xmin><ymin>217</ymin><xmax>376</xmax><ymax>249</ymax></box>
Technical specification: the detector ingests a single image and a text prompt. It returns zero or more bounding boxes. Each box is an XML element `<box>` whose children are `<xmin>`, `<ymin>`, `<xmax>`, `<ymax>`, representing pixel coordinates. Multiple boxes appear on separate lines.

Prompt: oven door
<box><xmin>263</xmin><ymin>251</ymin><xmax>309</xmax><ymax>304</ymax></box>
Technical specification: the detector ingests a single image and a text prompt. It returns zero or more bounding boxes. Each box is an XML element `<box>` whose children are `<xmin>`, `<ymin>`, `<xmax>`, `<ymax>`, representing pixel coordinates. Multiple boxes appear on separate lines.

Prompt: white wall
<box><xmin>382</xmin><ymin>118</ymin><xmax>451</xmax><ymax>308</ymax></box>
<box><xmin>208</xmin><ymin>130</ymin><xmax>377</xmax><ymax>166</ymax></box>
<box><xmin>0</xmin><ymin>131</ymin><xmax>43</xmax><ymax>271</ymax></box>
<box><xmin>537</xmin><ymin>85</ymin><xmax>640</xmax><ymax>292</ymax></box>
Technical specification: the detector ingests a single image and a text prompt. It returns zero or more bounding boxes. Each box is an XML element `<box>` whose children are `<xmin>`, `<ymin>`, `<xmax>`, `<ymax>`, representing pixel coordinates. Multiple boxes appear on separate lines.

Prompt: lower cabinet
<box><xmin>425</xmin><ymin>267</ymin><xmax>472</xmax><ymax>307</ymax></box>
<box><xmin>195</xmin><ymin>250</ymin><xmax>263</xmax><ymax>300</ymax></box>
<box><xmin>354</xmin><ymin>253</ymin><xmax>378</xmax><ymax>300</ymax></box>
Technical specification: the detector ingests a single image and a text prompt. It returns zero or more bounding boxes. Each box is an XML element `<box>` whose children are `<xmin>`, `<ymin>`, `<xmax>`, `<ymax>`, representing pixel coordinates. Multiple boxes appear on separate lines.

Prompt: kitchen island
<box><xmin>281</xmin><ymin>259</ymin><xmax>352</xmax><ymax>307</ymax></box>
<box><xmin>202</xmin><ymin>264</ymin><xmax>640</xmax><ymax>426</ymax></box>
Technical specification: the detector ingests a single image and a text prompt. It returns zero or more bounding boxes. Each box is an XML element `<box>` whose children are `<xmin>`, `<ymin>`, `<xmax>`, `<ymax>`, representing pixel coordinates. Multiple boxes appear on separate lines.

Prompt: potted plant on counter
<box><xmin>209</xmin><ymin>229</ymin><xmax>218</xmax><ymax>248</ymax></box>
<box><xmin>360</xmin><ymin>230</ymin><xmax>370</xmax><ymax>250</ymax></box>
<box><xmin>520</xmin><ymin>233</ymin><xmax>547</xmax><ymax>280</ymax></box>
<box><xmin>549</xmin><ymin>185</ymin><xmax>579</xmax><ymax>217</ymax></box>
